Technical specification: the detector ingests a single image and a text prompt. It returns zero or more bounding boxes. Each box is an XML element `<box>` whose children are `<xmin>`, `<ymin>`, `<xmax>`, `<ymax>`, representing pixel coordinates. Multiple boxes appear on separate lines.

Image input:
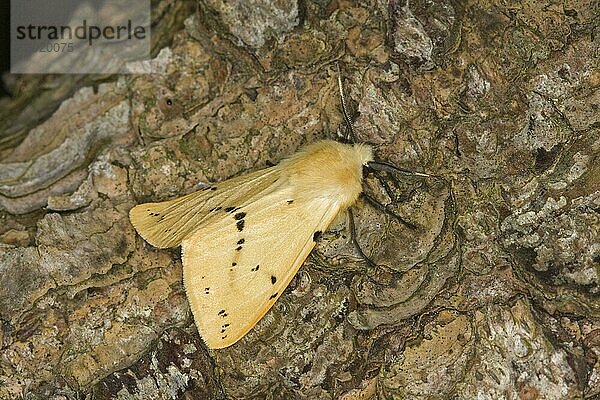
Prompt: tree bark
<box><xmin>1</xmin><ymin>0</ymin><xmax>599</xmax><ymax>398</ymax></box>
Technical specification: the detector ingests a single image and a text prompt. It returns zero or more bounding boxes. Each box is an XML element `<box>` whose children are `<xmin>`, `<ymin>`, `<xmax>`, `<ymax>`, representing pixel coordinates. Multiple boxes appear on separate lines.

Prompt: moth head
<box><xmin>349</xmin><ymin>142</ymin><xmax>374</xmax><ymax>168</ymax></box>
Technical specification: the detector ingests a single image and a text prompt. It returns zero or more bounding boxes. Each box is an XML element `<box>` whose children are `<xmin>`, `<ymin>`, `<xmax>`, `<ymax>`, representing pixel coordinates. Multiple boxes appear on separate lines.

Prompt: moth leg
<box><xmin>347</xmin><ymin>207</ymin><xmax>376</xmax><ymax>268</ymax></box>
<box><xmin>378</xmin><ymin>171</ymin><xmax>407</xmax><ymax>202</ymax></box>
<box><xmin>362</xmin><ymin>162</ymin><xmax>434</xmax><ymax>229</ymax></box>
<box><xmin>361</xmin><ymin>193</ymin><xmax>417</xmax><ymax>230</ymax></box>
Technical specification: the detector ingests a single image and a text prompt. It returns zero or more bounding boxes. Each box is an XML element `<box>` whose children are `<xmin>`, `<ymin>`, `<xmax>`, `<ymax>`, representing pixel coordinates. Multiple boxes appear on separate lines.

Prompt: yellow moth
<box><xmin>130</xmin><ymin>140</ymin><xmax>373</xmax><ymax>348</ymax></box>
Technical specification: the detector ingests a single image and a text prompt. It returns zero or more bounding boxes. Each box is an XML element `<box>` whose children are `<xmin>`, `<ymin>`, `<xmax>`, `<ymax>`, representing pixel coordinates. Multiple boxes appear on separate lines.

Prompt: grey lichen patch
<box><xmin>92</xmin><ymin>328</ymin><xmax>224</xmax><ymax>399</ymax></box>
<box><xmin>389</xmin><ymin>1</ymin><xmax>433</xmax><ymax>67</ymax></box>
<box><xmin>66</xmin><ymin>322</ymin><xmax>158</xmax><ymax>388</ymax></box>
<box><xmin>353</xmin><ymin>77</ymin><xmax>424</xmax><ymax>145</ymax></box>
<box><xmin>500</xmin><ymin>118</ymin><xmax>599</xmax><ymax>313</ymax></box>
<box><xmin>501</xmin><ymin>190</ymin><xmax>600</xmax><ymax>312</ymax></box>
<box><xmin>2</xmin><ymin>260</ymin><xmax>187</xmax><ymax>397</ymax></box>
<box><xmin>457</xmin><ymin>207</ymin><xmax>509</xmax><ymax>276</ymax></box>
<box><xmin>0</xmin><ymin>247</ymin><xmax>53</xmax><ymax>323</ymax></box>
<box><xmin>203</xmin><ymin>0</ymin><xmax>299</xmax><ymax>49</ymax></box>
<box><xmin>62</xmin><ymin>273</ymin><xmax>188</xmax><ymax>388</ymax></box>
<box><xmin>512</xmin><ymin>90</ymin><xmax>573</xmax><ymax>152</ymax></box>
<box><xmin>0</xmin><ymin>306</ymin><xmax>71</xmax><ymax>398</ymax></box>
<box><xmin>379</xmin><ymin>311</ymin><xmax>473</xmax><ymax>397</ymax></box>
<box><xmin>388</xmin><ymin>0</ymin><xmax>459</xmax><ymax>69</ymax></box>
<box><xmin>456</xmin><ymin>300</ymin><xmax>581</xmax><ymax>399</ymax></box>
<box><xmin>46</xmin><ymin>156</ymin><xmax>129</xmax><ymax>212</ymax></box>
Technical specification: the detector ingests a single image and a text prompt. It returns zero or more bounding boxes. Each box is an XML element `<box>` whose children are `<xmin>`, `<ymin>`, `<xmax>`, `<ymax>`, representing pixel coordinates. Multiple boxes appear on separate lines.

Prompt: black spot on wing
<box><xmin>224</xmin><ymin>206</ymin><xmax>236</xmax><ymax>212</ymax></box>
<box><xmin>313</xmin><ymin>231</ymin><xmax>322</xmax><ymax>242</ymax></box>
<box><xmin>271</xmin><ymin>276</ymin><xmax>277</xmax><ymax>284</ymax></box>
<box><xmin>235</xmin><ymin>246</ymin><xmax>242</xmax><ymax>251</ymax></box>
<box><xmin>234</xmin><ymin>212</ymin><xmax>246</xmax><ymax>220</ymax></box>
<box><xmin>237</xmin><ymin>238</ymin><xmax>245</xmax><ymax>245</ymax></box>
<box><xmin>269</xmin><ymin>292</ymin><xmax>278</xmax><ymax>300</ymax></box>
<box><xmin>218</xmin><ymin>309</ymin><xmax>225</xmax><ymax>315</ymax></box>
<box><xmin>210</xmin><ymin>206</ymin><xmax>222</xmax><ymax>212</ymax></box>
<box><xmin>231</xmin><ymin>262</ymin><xmax>237</xmax><ymax>266</ymax></box>
<box><xmin>287</xmin><ymin>200</ymin><xmax>294</xmax><ymax>204</ymax></box>
<box><xmin>251</xmin><ymin>265</ymin><xmax>260</xmax><ymax>272</ymax></box>
<box><xmin>210</xmin><ymin>187</ymin><xmax>218</xmax><ymax>191</ymax></box>
<box><xmin>204</xmin><ymin>287</ymin><xmax>210</xmax><ymax>294</ymax></box>
<box><xmin>236</xmin><ymin>219</ymin><xmax>245</xmax><ymax>231</ymax></box>
<box><xmin>220</xmin><ymin>323</ymin><xmax>230</xmax><ymax>337</ymax></box>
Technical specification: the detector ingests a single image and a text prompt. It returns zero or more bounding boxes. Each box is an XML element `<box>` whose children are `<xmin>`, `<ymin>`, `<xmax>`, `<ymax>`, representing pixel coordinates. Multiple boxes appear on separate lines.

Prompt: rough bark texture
<box><xmin>1</xmin><ymin>0</ymin><xmax>599</xmax><ymax>399</ymax></box>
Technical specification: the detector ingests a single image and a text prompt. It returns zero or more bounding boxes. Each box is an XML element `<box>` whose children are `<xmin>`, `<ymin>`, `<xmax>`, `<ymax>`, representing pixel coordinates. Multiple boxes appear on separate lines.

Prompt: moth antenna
<box><xmin>347</xmin><ymin>208</ymin><xmax>376</xmax><ymax>267</ymax></box>
<box><xmin>366</xmin><ymin>161</ymin><xmax>431</xmax><ymax>177</ymax></box>
<box><xmin>336</xmin><ymin>62</ymin><xmax>354</xmax><ymax>143</ymax></box>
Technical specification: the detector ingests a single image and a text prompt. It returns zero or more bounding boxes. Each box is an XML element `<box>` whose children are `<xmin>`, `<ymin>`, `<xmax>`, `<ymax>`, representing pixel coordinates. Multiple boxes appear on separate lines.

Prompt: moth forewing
<box><xmin>129</xmin><ymin>167</ymin><xmax>280</xmax><ymax>248</ymax></box>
